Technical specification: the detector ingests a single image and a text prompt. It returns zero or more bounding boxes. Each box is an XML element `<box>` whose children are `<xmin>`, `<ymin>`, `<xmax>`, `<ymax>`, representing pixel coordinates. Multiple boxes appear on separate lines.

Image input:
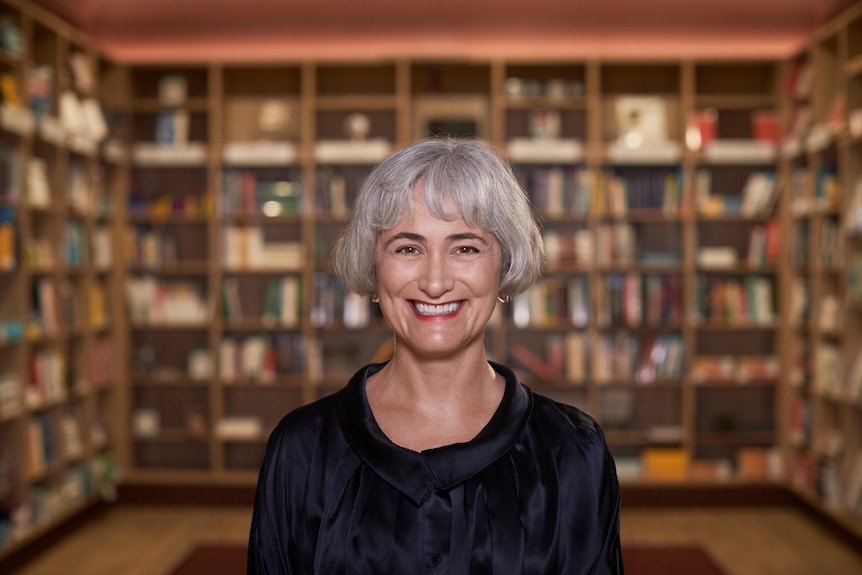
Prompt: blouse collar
<box><xmin>336</xmin><ymin>361</ymin><xmax>533</xmax><ymax>507</ymax></box>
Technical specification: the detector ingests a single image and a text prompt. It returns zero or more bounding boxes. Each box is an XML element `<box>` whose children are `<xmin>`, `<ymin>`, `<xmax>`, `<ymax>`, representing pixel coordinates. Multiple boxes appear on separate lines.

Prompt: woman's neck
<box><xmin>365</xmin><ymin>346</ymin><xmax>504</xmax><ymax>451</ymax></box>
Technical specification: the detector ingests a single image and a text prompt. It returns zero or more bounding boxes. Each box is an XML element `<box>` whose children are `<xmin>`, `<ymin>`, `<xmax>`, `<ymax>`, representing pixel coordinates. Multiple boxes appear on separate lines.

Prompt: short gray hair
<box><xmin>332</xmin><ymin>138</ymin><xmax>544</xmax><ymax>298</ymax></box>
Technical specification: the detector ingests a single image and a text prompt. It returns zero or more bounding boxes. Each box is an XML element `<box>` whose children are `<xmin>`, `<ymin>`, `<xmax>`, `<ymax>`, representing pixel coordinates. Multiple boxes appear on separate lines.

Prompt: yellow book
<box><xmin>642</xmin><ymin>447</ymin><xmax>689</xmax><ymax>481</ymax></box>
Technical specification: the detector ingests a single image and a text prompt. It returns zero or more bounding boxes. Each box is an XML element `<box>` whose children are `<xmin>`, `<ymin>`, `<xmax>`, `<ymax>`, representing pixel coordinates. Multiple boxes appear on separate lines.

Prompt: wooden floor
<box><xmin>7</xmin><ymin>505</ymin><xmax>862</xmax><ymax>575</ymax></box>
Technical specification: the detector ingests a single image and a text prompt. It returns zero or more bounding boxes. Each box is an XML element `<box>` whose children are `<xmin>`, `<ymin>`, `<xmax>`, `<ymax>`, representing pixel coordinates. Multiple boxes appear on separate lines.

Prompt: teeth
<box><xmin>414</xmin><ymin>301</ymin><xmax>461</xmax><ymax>315</ymax></box>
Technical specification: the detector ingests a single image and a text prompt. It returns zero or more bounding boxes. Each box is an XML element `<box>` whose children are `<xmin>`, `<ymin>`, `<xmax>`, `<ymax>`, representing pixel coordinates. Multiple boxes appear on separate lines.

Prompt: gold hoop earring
<box><xmin>497</xmin><ymin>295</ymin><xmax>511</xmax><ymax>303</ymax></box>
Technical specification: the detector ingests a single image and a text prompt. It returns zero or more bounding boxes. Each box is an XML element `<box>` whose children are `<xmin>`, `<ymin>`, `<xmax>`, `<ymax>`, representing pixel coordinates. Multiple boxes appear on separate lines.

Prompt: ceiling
<box><xmin>31</xmin><ymin>0</ymin><xmax>858</xmax><ymax>63</ymax></box>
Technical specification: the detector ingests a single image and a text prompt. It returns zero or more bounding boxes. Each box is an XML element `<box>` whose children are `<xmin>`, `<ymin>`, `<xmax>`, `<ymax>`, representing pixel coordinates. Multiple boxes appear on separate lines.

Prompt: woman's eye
<box><xmin>395</xmin><ymin>246</ymin><xmax>418</xmax><ymax>255</ymax></box>
<box><xmin>457</xmin><ymin>246</ymin><xmax>480</xmax><ymax>254</ymax></box>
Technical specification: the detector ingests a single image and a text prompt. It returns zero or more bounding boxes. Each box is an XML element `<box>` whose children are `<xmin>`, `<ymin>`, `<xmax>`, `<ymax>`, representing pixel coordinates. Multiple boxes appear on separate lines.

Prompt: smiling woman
<box><xmin>248</xmin><ymin>138</ymin><xmax>624</xmax><ymax>575</ymax></box>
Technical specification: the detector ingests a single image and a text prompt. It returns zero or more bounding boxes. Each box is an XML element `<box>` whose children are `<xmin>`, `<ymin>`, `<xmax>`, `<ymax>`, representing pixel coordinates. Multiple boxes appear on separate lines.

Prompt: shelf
<box><xmin>701</xmin><ymin>140</ymin><xmax>777</xmax><ymax>164</ymax></box>
<box><xmin>313</xmin><ymin>139</ymin><xmax>392</xmax><ymax>164</ymax></box>
<box><xmin>505</xmin><ymin>138</ymin><xmax>584</xmax><ymax>163</ymax></box>
<box><xmin>132</xmin><ymin>143</ymin><xmax>208</xmax><ymax>166</ymax></box>
<box><xmin>222</xmin><ymin>141</ymin><xmax>299</xmax><ymax>166</ymax></box>
<box><xmin>604</xmin><ymin>142</ymin><xmax>682</xmax><ymax>165</ymax></box>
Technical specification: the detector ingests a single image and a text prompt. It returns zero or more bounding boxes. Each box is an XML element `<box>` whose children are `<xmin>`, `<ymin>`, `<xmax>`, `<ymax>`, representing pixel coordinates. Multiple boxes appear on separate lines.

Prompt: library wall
<box><xmin>1</xmin><ymin>0</ymin><xmax>862</xmax><ymax>560</ymax></box>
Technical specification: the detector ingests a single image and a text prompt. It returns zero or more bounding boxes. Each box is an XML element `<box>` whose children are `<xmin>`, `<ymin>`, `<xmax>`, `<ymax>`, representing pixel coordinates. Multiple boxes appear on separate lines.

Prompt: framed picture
<box><xmin>604</xmin><ymin>96</ymin><xmax>679</xmax><ymax>148</ymax></box>
<box><xmin>412</xmin><ymin>96</ymin><xmax>489</xmax><ymax>140</ymax></box>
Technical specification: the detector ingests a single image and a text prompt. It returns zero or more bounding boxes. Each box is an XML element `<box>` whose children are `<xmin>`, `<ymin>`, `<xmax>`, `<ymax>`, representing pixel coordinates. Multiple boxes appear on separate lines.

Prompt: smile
<box><xmin>411</xmin><ymin>301</ymin><xmax>463</xmax><ymax>316</ymax></box>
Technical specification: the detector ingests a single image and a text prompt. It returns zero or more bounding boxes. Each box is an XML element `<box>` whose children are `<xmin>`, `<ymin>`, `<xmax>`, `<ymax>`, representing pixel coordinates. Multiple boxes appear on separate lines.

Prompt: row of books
<box><xmin>597</xmin><ymin>167</ymin><xmax>683</xmax><ymax>215</ymax></box>
<box><xmin>593</xmin><ymin>332</ymin><xmax>685</xmax><ymax>384</ymax></box>
<box><xmin>222</xmin><ymin>276</ymin><xmax>302</xmax><ymax>328</ymax></box>
<box><xmin>696</xmin><ymin>169</ymin><xmax>778</xmax><ymax>218</ymax></box>
<box><xmin>790</xmin><ymin>278</ymin><xmax>810</xmax><ymax>324</ymax></box>
<box><xmin>63</xmin><ymin>221</ymin><xmax>88</xmax><ymax>267</ymax></box>
<box><xmin>542</xmin><ymin>229</ymin><xmax>592</xmax><ymax>268</ymax></box>
<box><xmin>693</xmin><ymin>275</ymin><xmax>776</xmax><ymax>325</ymax></box>
<box><xmin>26</xmin><ymin>348</ymin><xmax>67</xmax><ymax>408</ymax></box>
<box><xmin>315</xmin><ymin>168</ymin><xmax>356</xmax><ymax>217</ymax></box>
<box><xmin>548</xmin><ymin>223</ymin><xmax>762</xmax><ymax>270</ymax></box>
<box><xmin>220</xmin><ymin>333</ymin><xmax>307</xmax><ymax>382</ymax></box>
<box><xmin>690</xmin><ymin>355</ymin><xmax>779</xmax><ymax>383</ymax></box>
<box><xmin>788</xmin><ymin>397</ymin><xmax>812</xmax><ymax>446</ymax></box>
<box><xmin>221</xmin><ymin>170</ymin><xmax>302</xmax><ymax>217</ymax></box>
<box><xmin>508</xmin><ymin>333</ymin><xmax>588</xmax><ymax>383</ymax></box>
<box><xmin>597</xmin><ymin>273</ymin><xmax>684</xmax><ymax>327</ymax></box>
<box><xmin>0</xmin><ymin>373</ymin><xmax>20</xmax><ymax>418</ymax></box>
<box><xmin>615</xmin><ymin>446</ymin><xmax>782</xmax><ymax>482</ymax></box>
<box><xmin>814</xmin><ymin>342</ymin><xmax>841</xmax><ymax>398</ymax></box>
<box><xmin>127</xmin><ymin>192</ymin><xmax>214</xmax><ymax>219</ymax></box>
<box><xmin>222</xmin><ymin>226</ymin><xmax>304</xmax><ymax>270</ymax></box>
<box><xmin>27</xmin><ymin>414</ymin><xmax>59</xmax><ymax>479</ymax></box>
<box><xmin>846</xmin><ymin>176</ymin><xmax>862</xmax><ymax>234</ymax></box>
<box><xmin>28</xmin><ymin>278</ymin><xmax>110</xmax><ymax>335</ymax></box>
<box><xmin>0</xmin><ymin>206</ymin><xmax>14</xmax><ymax>270</ymax></box>
<box><xmin>4</xmin><ymin>460</ymin><xmax>105</xmax><ymax>552</ymax></box>
<box><xmin>790</xmin><ymin>166</ymin><xmax>841</xmax><ymax>214</ymax></box>
<box><xmin>0</xmin><ymin>83</ymin><xmax>107</xmax><ymax>151</ymax></box>
<box><xmin>746</xmin><ymin>221</ymin><xmax>781</xmax><ymax>267</ymax></box>
<box><xmin>509</xmin><ymin>331</ymin><xmax>684</xmax><ymax>384</ymax></box>
<box><xmin>67</xmin><ymin>162</ymin><xmax>99</xmax><ymax>215</ymax></box>
<box><xmin>311</xmin><ymin>273</ymin><xmax>378</xmax><ymax>329</ymax></box>
<box><xmin>792</xmin><ymin>450</ymin><xmax>862</xmax><ymax>517</ymax></box>
<box><xmin>125</xmin><ymin>277</ymin><xmax>209</xmax><ymax>325</ymax></box>
<box><xmin>510</xmin><ymin>276</ymin><xmax>589</xmax><ymax>328</ymax></box>
<box><xmin>124</xmin><ymin>227</ymin><xmax>182</xmax><ymax>268</ymax></box>
<box><xmin>20</xmin><ymin>225</ymin><xmax>111</xmax><ymax>270</ymax></box>
<box><xmin>515</xmin><ymin>165</ymin><xmax>593</xmax><ymax>216</ymax></box>
<box><xmin>788</xmin><ymin>338</ymin><xmax>811</xmax><ymax>388</ymax></box>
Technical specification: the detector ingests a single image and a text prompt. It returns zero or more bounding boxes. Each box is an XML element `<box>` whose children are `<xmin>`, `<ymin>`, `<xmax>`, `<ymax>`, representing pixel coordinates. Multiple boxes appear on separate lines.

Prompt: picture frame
<box><xmin>412</xmin><ymin>95</ymin><xmax>489</xmax><ymax>140</ymax></box>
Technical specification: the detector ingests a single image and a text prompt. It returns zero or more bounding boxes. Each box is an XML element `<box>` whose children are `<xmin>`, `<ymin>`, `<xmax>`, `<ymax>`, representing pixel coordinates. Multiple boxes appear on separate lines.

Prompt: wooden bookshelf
<box><xmin>109</xmin><ymin>56</ymin><xmax>789</xmax><ymax>494</ymax></box>
<box><xmin>779</xmin><ymin>1</ymin><xmax>862</xmax><ymax>540</ymax></box>
<box><xmin>0</xmin><ymin>0</ymin><xmax>125</xmax><ymax>561</ymax></box>
<box><xmin>110</xmin><ymin>32</ymin><xmax>862</xmax><ymax>546</ymax></box>
<box><xmin>3</xmin><ymin>0</ymin><xmax>862</xmax><ymax>557</ymax></box>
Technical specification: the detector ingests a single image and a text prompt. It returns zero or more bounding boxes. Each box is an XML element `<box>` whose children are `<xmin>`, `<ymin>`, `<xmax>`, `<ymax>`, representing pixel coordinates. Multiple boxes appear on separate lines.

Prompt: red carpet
<box><xmin>170</xmin><ymin>544</ymin><xmax>726</xmax><ymax>574</ymax></box>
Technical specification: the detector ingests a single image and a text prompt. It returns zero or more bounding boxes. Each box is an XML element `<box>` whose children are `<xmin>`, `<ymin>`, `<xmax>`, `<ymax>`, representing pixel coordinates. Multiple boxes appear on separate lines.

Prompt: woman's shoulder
<box><xmin>267</xmin><ymin>392</ymin><xmax>342</xmax><ymax>448</ymax></box>
<box><xmin>528</xmin><ymin>390</ymin><xmax>606</xmax><ymax>444</ymax></box>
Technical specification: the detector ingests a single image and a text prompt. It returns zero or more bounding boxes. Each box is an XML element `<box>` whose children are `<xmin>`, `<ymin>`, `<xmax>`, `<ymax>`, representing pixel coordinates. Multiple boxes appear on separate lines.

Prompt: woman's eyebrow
<box><xmin>383</xmin><ymin>232</ymin><xmax>425</xmax><ymax>248</ymax></box>
<box><xmin>447</xmin><ymin>232</ymin><xmax>489</xmax><ymax>244</ymax></box>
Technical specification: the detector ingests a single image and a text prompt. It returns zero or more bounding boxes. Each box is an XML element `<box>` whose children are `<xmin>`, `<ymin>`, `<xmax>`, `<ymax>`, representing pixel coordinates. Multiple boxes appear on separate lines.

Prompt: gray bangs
<box><xmin>368</xmin><ymin>145</ymin><xmax>499</xmax><ymax>232</ymax></box>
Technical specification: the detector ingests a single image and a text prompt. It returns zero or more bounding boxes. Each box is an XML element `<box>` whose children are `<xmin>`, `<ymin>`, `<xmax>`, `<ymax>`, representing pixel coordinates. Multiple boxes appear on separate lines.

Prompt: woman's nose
<box><xmin>417</xmin><ymin>251</ymin><xmax>455</xmax><ymax>297</ymax></box>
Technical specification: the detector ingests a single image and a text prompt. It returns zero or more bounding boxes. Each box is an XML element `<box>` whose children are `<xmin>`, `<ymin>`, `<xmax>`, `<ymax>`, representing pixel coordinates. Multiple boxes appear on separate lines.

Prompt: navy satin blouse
<box><xmin>248</xmin><ymin>362</ymin><xmax>624</xmax><ymax>574</ymax></box>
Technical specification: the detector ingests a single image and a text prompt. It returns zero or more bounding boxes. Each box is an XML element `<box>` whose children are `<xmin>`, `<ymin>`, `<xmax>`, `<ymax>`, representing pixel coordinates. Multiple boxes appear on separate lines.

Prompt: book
<box><xmin>642</xmin><ymin>447</ymin><xmax>689</xmax><ymax>481</ymax></box>
<box><xmin>509</xmin><ymin>342</ymin><xmax>559</xmax><ymax>381</ymax></box>
<box><xmin>0</xmin><ymin>206</ymin><xmax>15</xmax><ymax>270</ymax></box>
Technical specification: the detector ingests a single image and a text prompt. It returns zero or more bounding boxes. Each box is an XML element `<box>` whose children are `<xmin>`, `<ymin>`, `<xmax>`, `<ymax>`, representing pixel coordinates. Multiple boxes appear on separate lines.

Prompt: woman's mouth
<box><xmin>412</xmin><ymin>301</ymin><xmax>463</xmax><ymax>316</ymax></box>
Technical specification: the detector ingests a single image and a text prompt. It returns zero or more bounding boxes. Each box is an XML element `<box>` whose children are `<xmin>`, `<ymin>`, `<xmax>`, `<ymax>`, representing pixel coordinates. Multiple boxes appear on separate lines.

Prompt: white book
<box><xmin>565</xmin><ymin>332</ymin><xmax>585</xmax><ymax>383</ymax></box>
<box><xmin>280</xmin><ymin>276</ymin><xmax>300</xmax><ymax>328</ymax></box>
<box><xmin>220</xmin><ymin>338</ymin><xmax>237</xmax><ymax>383</ymax></box>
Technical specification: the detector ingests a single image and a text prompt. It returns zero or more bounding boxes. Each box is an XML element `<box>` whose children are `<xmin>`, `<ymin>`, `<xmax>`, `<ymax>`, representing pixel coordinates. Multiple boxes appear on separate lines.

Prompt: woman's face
<box><xmin>374</xmin><ymin>185</ymin><xmax>502</xmax><ymax>360</ymax></box>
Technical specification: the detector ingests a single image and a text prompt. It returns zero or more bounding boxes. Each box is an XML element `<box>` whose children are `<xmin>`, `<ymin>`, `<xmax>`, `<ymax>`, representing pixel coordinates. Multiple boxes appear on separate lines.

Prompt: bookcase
<box><xmin>1</xmin><ymin>0</ymin><xmax>862</xmax><ymax>555</ymax></box>
<box><xmin>0</xmin><ymin>0</ymin><xmax>124</xmax><ymax>560</ymax></box>
<box><xmin>112</xmin><ymin>55</ymin><xmax>789</xmax><ymax>490</ymax></box>
<box><xmin>779</xmin><ymin>1</ymin><xmax>862</xmax><ymax>540</ymax></box>
<box><xmin>113</xmin><ymin>45</ymin><xmax>862</xmax><ymax>543</ymax></box>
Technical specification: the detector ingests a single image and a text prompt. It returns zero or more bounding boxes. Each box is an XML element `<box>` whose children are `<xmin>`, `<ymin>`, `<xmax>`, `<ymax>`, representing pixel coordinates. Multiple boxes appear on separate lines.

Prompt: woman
<box><xmin>248</xmin><ymin>138</ymin><xmax>623</xmax><ymax>574</ymax></box>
